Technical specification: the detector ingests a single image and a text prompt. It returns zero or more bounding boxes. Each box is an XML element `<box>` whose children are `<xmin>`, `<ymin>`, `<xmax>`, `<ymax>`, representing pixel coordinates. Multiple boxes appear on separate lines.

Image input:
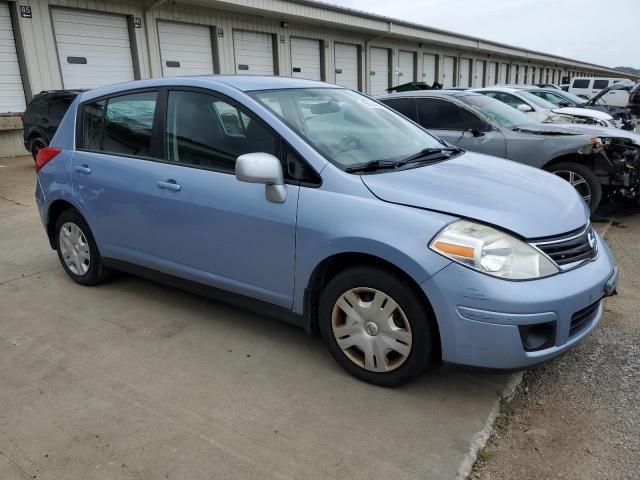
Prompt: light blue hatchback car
<box><xmin>35</xmin><ymin>76</ymin><xmax>618</xmax><ymax>386</ymax></box>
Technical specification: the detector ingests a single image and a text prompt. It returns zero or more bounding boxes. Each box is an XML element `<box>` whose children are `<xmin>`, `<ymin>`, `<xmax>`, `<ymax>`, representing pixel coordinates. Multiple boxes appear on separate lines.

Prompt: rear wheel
<box><xmin>54</xmin><ymin>209</ymin><xmax>112</xmax><ymax>285</ymax></box>
<box><xmin>547</xmin><ymin>162</ymin><xmax>602</xmax><ymax>213</ymax></box>
<box><xmin>30</xmin><ymin>137</ymin><xmax>47</xmax><ymax>161</ymax></box>
<box><xmin>318</xmin><ymin>265</ymin><xmax>433</xmax><ymax>387</ymax></box>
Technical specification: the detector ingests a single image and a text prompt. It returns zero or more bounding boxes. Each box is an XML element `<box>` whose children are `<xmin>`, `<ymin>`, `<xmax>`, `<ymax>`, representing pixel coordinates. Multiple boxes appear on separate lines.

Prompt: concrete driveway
<box><xmin>0</xmin><ymin>155</ymin><xmax>510</xmax><ymax>480</ymax></box>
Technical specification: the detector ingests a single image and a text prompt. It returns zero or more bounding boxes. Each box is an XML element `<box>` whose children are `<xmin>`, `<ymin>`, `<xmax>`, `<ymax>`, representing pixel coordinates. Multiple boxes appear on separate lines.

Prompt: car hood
<box><xmin>514</xmin><ymin>123</ymin><xmax>640</xmax><ymax>143</ymax></box>
<box><xmin>360</xmin><ymin>152</ymin><xmax>587</xmax><ymax>239</ymax></box>
<box><xmin>552</xmin><ymin>106</ymin><xmax>613</xmax><ymax>120</ymax></box>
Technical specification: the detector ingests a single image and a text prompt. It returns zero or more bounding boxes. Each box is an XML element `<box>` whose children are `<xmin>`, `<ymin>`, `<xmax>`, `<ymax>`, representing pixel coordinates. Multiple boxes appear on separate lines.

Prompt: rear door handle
<box><xmin>74</xmin><ymin>165</ymin><xmax>91</xmax><ymax>174</ymax></box>
<box><xmin>157</xmin><ymin>179</ymin><xmax>181</xmax><ymax>191</ymax></box>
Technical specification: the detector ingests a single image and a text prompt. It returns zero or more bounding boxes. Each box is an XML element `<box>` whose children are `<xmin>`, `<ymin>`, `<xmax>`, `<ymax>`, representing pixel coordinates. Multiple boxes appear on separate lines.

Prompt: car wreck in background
<box><xmin>378</xmin><ymin>90</ymin><xmax>640</xmax><ymax>211</ymax></box>
<box><xmin>526</xmin><ymin>87</ymin><xmax>637</xmax><ymax>132</ymax></box>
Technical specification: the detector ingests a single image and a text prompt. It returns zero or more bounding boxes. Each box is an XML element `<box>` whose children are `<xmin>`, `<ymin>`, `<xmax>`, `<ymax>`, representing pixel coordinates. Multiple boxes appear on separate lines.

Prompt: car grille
<box><xmin>570</xmin><ymin>301</ymin><xmax>600</xmax><ymax>337</ymax></box>
<box><xmin>531</xmin><ymin>224</ymin><xmax>597</xmax><ymax>269</ymax></box>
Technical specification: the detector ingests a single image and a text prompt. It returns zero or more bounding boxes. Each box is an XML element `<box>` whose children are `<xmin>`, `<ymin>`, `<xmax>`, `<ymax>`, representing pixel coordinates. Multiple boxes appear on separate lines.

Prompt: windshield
<box><xmin>249</xmin><ymin>88</ymin><xmax>444</xmax><ymax>169</ymax></box>
<box><xmin>517</xmin><ymin>90</ymin><xmax>557</xmax><ymax>109</ymax></box>
<box><xmin>457</xmin><ymin>94</ymin><xmax>536</xmax><ymax>128</ymax></box>
<box><xmin>556</xmin><ymin>91</ymin><xmax>588</xmax><ymax>105</ymax></box>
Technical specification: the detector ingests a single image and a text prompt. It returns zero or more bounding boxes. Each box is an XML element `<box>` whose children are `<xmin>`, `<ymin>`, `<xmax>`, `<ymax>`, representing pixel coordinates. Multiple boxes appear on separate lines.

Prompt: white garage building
<box><xmin>0</xmin><ymin>0</ymin><xmax>637</xmax><ymax>156</ymax></box>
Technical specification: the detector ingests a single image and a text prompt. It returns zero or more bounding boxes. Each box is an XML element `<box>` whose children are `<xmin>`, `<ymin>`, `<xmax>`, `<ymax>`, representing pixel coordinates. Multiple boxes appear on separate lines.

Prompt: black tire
<box><xmin>29</xmin><ymin>137</ymin><xmax>47</xmax><ymax>161</ymax></box>
<box><xmin>547</xmin><ymin>162</ymin><xmax>602</xmax><ymax>213</ymax></box>
<box><xmin>318</xmin><ymin>265</ymin><xmax>433</xmax><ymax>387</ymax></box>
<box><xmin>54</xmin><ymin>208</ymin><xmax>112</xmax><ymax>286</ymax></box>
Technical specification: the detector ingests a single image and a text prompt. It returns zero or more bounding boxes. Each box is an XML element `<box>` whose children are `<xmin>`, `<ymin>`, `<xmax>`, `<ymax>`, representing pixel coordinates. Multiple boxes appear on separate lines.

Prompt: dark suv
<box><xmin>22</xmin><ymin>90</ymin><xmax>82</xmax><ymax>159</ymax></box>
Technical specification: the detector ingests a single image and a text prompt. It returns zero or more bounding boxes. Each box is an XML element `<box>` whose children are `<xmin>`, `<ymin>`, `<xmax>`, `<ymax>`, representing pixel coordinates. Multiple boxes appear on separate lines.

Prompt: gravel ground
<box><xmin>470</xmin><ymin>204</ymin><xmax>640</xmax><ymax>480</ymax></box>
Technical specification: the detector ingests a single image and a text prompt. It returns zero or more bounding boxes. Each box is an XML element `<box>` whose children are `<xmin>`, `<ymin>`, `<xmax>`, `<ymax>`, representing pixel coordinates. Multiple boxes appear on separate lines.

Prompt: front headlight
<box><xmin>430</xmin><ymin>220</ymin><xmax>559</xmax><ymax>280</ymax></box>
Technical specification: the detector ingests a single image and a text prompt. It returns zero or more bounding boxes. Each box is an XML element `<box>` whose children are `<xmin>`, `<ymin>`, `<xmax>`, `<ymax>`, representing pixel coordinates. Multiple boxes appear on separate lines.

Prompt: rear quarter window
<box><xmin>592</xmin><ymin>80</ymin><xmax>609</xmax><ymax>90</ymax></box>
<box><xmin>572</xmin><ymin>79</ymin><xmax>590</xmax><ymax>89</ymax></box>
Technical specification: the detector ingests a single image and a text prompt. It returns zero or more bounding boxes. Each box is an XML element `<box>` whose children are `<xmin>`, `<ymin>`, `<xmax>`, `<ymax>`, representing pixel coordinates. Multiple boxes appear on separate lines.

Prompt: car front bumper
<box><xmin>422</xmin><ymin>232</ymin><xmax>617</xmax><ymax>369</ymax></box>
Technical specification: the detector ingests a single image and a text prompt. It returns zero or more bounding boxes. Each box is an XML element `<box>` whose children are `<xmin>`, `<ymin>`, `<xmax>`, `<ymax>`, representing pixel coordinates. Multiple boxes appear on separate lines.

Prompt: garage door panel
<box><xmin>398</xmin><ymin>51</ymin><xmax>414</xmax><ymax>82</ymax></box>
<box><xmin>291</xmin><ymin>37</ymin><xmax>321</xmax><ymax>80</ymax></box>
<box><xmin>459</xmin><ymin>58</ymin><xmax>471</xmax><ymax>87</ymax></box>
<box><xmin>233</xmin><ymin>30</ymin><xmax>274</xmax><ymax>75</ymax></box>
<box><xmin>369</xmin><ymin>47</ymin><xmax>389</xmax><ymax>95</ymax></box>
<box><xmin>443</xmin><ymin>56</ymin><xmax>455</xmax><ymax>88</ymax></box>
<box><xmin>0</xmin><ymin>2</ymin><xmax>26</xmax><ymax>112</ymax></box>
<box><xmin>422</xmin><ymin>53</ymin><xmax>437</xmax><ymax>85</ymax></box>
<box><xmin>52</xmin><ymin>9</ymin><xmax>135</xmax><ymax>90</ymax></box>
<box><xmin>334</xmin><ymin>43</ymin><xmax>359</xmax><ymax>90</ymax></box>
<box><xmin>158</xmin><ymin>21</ymin><xmax>214</xmax><ymax>77</ymax></box>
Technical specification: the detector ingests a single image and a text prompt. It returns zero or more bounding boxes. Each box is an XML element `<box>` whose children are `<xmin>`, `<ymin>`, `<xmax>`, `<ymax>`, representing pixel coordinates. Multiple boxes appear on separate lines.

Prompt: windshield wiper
<box><xmin>344</xmin><ymin>160</ymin><xmax>402</xmax><ymax>173</ymax></box>
<box><xmin>399</xmin><ymin>147</ymin><xmax>464</xmax><ymax>165</ymax></box>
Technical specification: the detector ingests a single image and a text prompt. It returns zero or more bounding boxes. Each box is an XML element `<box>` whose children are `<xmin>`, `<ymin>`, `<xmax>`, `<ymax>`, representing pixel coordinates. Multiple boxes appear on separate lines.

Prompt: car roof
<box><xmin>377</xmin><ymin>90</ymin><xmax>482</xmax><ymax>100</ymax></box>
<box><xmin>472</xmin><ymin>86</ymin><xmax>522</xmax><ymax>93</ymax></box>
<box><xmin>78</xmin><ymin>75</ymin><xmax>338</xmax><ymax>102</ymax></box>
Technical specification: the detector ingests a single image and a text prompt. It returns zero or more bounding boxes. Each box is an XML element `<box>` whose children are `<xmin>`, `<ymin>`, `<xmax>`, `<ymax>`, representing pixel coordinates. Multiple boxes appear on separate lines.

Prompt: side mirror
<box><xmin>517</xmin><ymin>104</ymin><xmax>533</xmax><ymax>112</ymax></box>
<box><xmin>235</xmin><ymin>152</ymin><xmax>287</xmax><ymax>203</ymax></box>
<box><xmin>558</xmin><ymin>101</ymin><xmax>570</xmax><ymax>107</ymax></box>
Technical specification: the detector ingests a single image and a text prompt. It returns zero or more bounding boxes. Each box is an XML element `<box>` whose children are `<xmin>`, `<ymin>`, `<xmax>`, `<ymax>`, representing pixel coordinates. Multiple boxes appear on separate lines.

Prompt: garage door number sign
<box><xmin>20</xmin><ymin>5</ymin><xmax>32</xmax><ymax>18</ymax></box>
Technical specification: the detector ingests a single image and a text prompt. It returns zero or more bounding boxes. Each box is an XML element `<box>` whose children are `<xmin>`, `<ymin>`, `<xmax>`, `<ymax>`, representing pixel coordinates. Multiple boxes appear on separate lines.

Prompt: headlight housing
<box><xmin>430</xmin><ymin>220</ymin><xmax>559</xmax><ymax>280</ymax></box>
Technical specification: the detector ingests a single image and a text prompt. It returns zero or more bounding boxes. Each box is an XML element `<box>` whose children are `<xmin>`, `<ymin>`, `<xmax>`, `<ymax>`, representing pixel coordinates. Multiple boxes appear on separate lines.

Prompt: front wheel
<box><xmin>318</xmin><ymin>266</ymin><xmax>433</xmax><ymax>387</ymax></box>
<box><xmin>547</xmin><ymin>162</ymin><xmax>602</xmax><ymax>213</ymax></box>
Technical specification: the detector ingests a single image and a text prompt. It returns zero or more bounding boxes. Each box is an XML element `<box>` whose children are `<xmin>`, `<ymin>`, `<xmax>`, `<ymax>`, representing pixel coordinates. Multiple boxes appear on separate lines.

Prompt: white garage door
<box><xmin>0</xmin><ymin>3</ymin><xmax>25</xmax><ymax>113</ymax></box>
<box><xmin>499</xmin><ymin>63</ymin><xmax>508</xmax><ymax>84</ymax></box>
<box><xmin>487</xmin><ymin>61</ymin><xmax>497</xmax><ymax>86</ymax></box>
<box><xmin>422</xmin><ymin>53</ymin><xmax>437</xmax><ymax>85</ymax></box>
<box><xmin>51</xmin><ymin>9</ymin><xmax>135</xmax><ymax>90</ymax></box>
<box><xmin>334</xmin><ymin>43</ymin><xmax>359</xmax><ymax>90</ymax></box>
<box><xmin>369</xmin><ymin>47</ymin><xmax>389</xmax><ymax>95</ymax></box>
<box><xmin>290</xmin><ymin>37</ymin><xmax>321</xmax><ymax>81</ymax></box>
<box><xmin>459</xmin><ymin>58</ymin><xmax>471</xmax><ymax>87</ymax></box>
<box><xmin>474</xmin><ymin>60</ymin><xmax>485</xmax><ymax>87</ymax></box>
<box><xmin>233</xmin><ymin>30</ymin><xmax>274</xmax><ymax>75</ymax></box>
<box><xmin>398</xmin><ymin>51</ymin><xmax>414</xmax><ymax>83</ymax></box>
<box><xmin>158</xmin><ymin>21</ymin><xmax>214</xmax><ymax>77</ymax></box>
<box><xmin>443</xmin><ymin>56</ymin><xmax>455</xmax><ymax>88</ymax></box>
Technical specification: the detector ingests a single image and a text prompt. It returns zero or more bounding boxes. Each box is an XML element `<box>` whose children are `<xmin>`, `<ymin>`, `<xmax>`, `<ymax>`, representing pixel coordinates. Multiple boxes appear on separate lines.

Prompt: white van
<box><xmin>568</xmin><ymin>77</ymin><xmax>635</xmax><ymax>103</ymax></box>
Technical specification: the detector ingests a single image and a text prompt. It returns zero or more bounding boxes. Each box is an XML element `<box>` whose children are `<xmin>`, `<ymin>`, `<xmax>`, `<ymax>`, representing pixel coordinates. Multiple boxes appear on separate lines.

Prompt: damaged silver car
<box><xmin>378</xmin><ymin>90</ymin><xmax>640</xmax><ymax>212</ymax></box>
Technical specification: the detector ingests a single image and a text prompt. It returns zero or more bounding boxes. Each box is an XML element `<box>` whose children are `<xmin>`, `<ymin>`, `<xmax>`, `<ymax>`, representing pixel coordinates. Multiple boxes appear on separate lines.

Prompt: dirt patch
<box><xmin>469</xmin><ymin>216</ymin><xmax>640</xmax><ymax>480</ymax></box>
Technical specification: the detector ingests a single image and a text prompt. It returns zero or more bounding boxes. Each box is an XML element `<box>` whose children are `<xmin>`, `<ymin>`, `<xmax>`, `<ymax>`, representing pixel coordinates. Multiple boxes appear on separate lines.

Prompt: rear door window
<box><xmin>102</xmin><ymin>92</ymin><xmax>158</xmax><ymax>157</ymax></box>
<box><xmin>592</xmin><ymin>80</ymin><xmax>609</xmax><ymax>90</ymax></box>
<box><xmin>572</xmin><ymin>79</ymin><xmax>590</xmax><ymax>89</ymax></box>
<box><xmin>79</xmin><ymin>91</ymin><xmax>159</xmax><ymax>158</ymax></box>
<box><xmin>417</xmin><ymin>98</ymin><xmax>487</xmax><ymax>130</ymax></box>
<box><xmin>382</xmin><ymin>98</ymin><xmax>417</xmax><ymax>121</ymax></box>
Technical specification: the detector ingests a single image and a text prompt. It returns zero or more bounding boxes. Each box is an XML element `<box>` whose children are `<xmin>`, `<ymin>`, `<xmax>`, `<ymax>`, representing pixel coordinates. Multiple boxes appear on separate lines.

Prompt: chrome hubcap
<box><xmin>59</xmin><ymin>222</ymin><xmax>90</xmax><ymax>276</ymax></box>
<box><xmin>552</xmin><ymin>170</ymin><xmax>592</xmax><ymax>204</ymax></box>
<box><xmin>331</xmin><ymin>287</ymin><xmax>412</xmax><ymax>372</ymax></box>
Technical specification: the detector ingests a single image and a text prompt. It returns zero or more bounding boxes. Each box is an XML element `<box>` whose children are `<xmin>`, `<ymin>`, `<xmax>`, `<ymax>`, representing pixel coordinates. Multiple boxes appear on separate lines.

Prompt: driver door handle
<box><xmin>74</xmin><ymin>165</ymin><xmax>91</xmax><ymax>174</ymax></box>
<box><xmin>157</xmin><ymin>179</ymin><xmax>181</xmax><ymax>191</ymax></box>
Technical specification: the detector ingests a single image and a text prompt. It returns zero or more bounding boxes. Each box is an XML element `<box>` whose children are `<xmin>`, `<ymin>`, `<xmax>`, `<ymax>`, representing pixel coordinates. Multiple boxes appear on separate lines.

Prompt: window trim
<box><xmin>76</xmin><ymin>85</ymin><xmax>322</xmax><ymax>187</ymax></box>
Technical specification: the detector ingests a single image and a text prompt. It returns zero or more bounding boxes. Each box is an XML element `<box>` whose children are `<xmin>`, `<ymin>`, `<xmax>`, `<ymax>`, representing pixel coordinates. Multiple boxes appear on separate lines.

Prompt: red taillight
<box><xmin>35</xmin><ymin>147</ymin><xmax>61</xmax><ymax>173</ymax></box>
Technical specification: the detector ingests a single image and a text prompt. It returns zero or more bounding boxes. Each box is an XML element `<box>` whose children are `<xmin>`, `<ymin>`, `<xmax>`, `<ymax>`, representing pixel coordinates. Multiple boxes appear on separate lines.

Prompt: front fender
<box><xmin>292</xmin><ymin>182</ymin><xmax>455</xmax><ymax>315</ymax></box>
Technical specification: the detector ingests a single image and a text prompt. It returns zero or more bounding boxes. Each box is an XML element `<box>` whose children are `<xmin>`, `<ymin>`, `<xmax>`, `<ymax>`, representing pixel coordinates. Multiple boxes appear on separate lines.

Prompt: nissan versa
<box><xmin>35</xmin><ymin>76</ymin><xmax>618</xmax><ymax>387</ymax></box>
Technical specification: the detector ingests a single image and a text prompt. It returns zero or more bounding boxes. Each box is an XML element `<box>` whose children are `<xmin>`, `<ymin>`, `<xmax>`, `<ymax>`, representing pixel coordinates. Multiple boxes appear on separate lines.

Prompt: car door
<box><xmin>415</xmin><ymin>97</ymin><xmax>507</xmax><ymax>158</ymax></box>
<box><xmin>142</xmin><ymin>88</ymin><xmax>299</xmax><ymax>308</ymax></box>
<box><xmin>72</xmin><ymin>90</ymin><xmax>163</xmax><ymax>262</ymax></box>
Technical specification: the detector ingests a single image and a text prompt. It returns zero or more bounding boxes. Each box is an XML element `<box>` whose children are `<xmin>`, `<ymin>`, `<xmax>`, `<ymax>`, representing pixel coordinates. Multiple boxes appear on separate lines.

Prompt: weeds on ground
<box><xmin>493</xmin><ymin>398</ymin><xmax>514</xmax><ymax>436</ymax></box>
<box><xmin>476</xmin><ymin>447</ymin><xmax>495</xmax><ymax>464</ymax></box>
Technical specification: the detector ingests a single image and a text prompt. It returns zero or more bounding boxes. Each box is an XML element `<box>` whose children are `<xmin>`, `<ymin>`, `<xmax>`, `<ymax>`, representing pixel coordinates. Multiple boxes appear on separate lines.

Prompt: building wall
<box><xmin>1</xmin><ymin>0</ymin><xmax>637</xmax><ymax>158</ymax></box>
<box><xmin>10</xmin><ymin>0</ymin><xmax>635</xmax><ymax>102</ymax></box>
